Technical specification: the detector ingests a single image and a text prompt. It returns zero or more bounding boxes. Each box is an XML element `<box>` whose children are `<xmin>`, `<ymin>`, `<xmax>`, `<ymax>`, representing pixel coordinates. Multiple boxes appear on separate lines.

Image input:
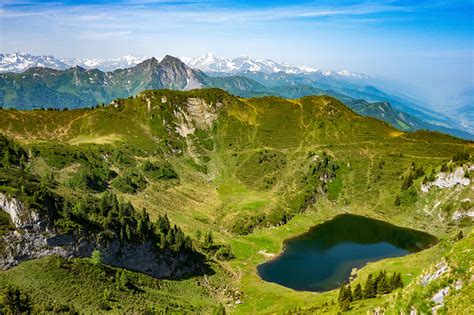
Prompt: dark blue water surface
<box><xmin>257</xmin><ymin>214</ymin><xmax>437</xmax><ymax>292</ymax></box>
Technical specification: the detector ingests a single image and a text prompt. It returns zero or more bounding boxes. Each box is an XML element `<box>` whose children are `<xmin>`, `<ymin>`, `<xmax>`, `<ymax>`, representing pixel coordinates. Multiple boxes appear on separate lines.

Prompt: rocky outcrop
<box><xmin>1</xmin><ymin>231</ymin><xmax>201</xmax><ymax>278</ymax></box>
<box><xmin>421</xmin><ymin>166</ymin><xmax>471</xmax><ymax>193</ymax></box>
<box><xmin>1</xmin><ymin>195</ymin><xmax>205</xmax><ymax>278</ymax></box>
<box><xmin>421</xmin><ymin>260</ymin><xmax>449</xmax><ymax>286</ymax></box>
<box><xmin>432</xmin><ymin>286</ymin><xmax>450</xmax><ymax>314</ymax></box>
<box><xmin>1</xmin><ymin>232</ymin><xmax>69</xmax><ymax>269</ymax></box>
<box><xmin>452</xmin><ymin>209</ymin><xmax>474</xmax><ymax>220</ymax></box>
<box><xmin>0</xmin><ymin>193</ymin><xmax>48</xmax><ymax>231</ymax></box>
<box><xmin>174</xmin><ymin>97</ymin><xmax>222</xmax><ymax>138</ymax></box>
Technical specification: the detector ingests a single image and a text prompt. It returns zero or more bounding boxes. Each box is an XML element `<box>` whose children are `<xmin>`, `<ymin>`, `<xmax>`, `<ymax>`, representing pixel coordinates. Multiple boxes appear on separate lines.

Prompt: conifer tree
<box><xmin>353</xmin><ymin>283</ymin><xmax>363</xmax><ymax>300</ymax></box>
<box><xmin>394</xmin><ymin>272</ymin><xmax>403</xmax><ymax>289</ymax></box>
<box><xmin>120</xmin><ymin>227</ymin><xmax>125</xmax><ymax>241</ymax></box>
<box><xmin>126</xmin><ymin>224</ymin><xmax>132</xmax><ymax>241</ymax></box>
<box><xmin>363</xmin><ymin>274</ymin><xmax>376</xmax><ymax>298</ymax></box>
<box><xmin>338</xmin><ymin>283</ymin><xmax>353</xmax><ymax>311</ymax></box>
<box><xmin>376</xmin><ymin>271</ymin><xmax>390</xmax><ymax>295</ymax></box>
<box><xmin>401</xmin><ymin>174</ymin><xmax>413</xmax><ymax>190</ymax></box>
<box><xmin>345</xmin><ymin>284</ymin><xmax>353</xmax><ymax>302</ymax></box>
<box><xmin>157</xmin><ymin>214</ymin><xmax>170</xmax><ymax>234</ymax></box>
<box><xmin>106</xmin><ymin>210</ymin><xmax>113</xmax><ymax>226</ymax></box>
<box><xmin>388</xmin><ymin>272</ymin><xmax>396</xmax><ymax>291</ymax></box>
<box><xmin>166</xmin><ymin>228</ymin><xmax>174</xmax><ymax>246</ymax></box>
<box><xmin>99</xmin><ymin>194</ymin><xmax>108</xmax><ymax>216</ymax></box>
<box><xmin>160</xmin><ymin>232</ymin><xmax>166</xmax><ymax>249</ymax></box>
<box><xmin>137</xmin><ymin>219</ymin><xmax>144</xmax><ymax>240</ymax></box>
<box><xmin>338</xmin><ymin>284</ymin><xmax>345</xmax><ymax>303</ymax></box>
<box><xmin>340</xmin><ymin>299</ymin><xmax>350</xmax><ymax>312</ymax></box>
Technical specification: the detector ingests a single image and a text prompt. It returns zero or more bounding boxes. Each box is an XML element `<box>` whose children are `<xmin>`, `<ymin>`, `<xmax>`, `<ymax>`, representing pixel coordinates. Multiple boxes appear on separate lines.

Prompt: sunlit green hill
<box><xmin>0</xmin><ymin>89</ymin><xmax>472</xmax><ymax>313</ymax></box>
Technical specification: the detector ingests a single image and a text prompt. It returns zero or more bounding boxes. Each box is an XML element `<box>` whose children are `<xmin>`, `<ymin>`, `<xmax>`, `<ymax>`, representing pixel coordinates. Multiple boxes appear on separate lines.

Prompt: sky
<box><xmin>0</xmin><ymin>0</ymin><xmax>473</xmax><ymax>108</ymax></box>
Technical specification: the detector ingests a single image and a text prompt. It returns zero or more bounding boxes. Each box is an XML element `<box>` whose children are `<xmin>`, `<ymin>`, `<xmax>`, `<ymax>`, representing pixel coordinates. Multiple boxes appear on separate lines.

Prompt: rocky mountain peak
<box><xmin>157</xmin><ymin>55</ymin><xmax>202</xmax><ymax>90</ymax></box>
<box><xmin>159</xmin><ymin>55</ymin><xmax>188</xmax><ymax>69</ymax></box>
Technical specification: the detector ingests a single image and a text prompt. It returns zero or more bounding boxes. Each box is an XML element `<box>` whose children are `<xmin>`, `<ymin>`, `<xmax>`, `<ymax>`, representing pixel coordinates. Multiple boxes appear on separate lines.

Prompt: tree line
<box><xmin>338</xmin><ymin>271</ymin><xmax>403</xmax><ymax>311</ymax></box>
<box><xmin>59</xmin><ymin>191</ymin><xmax>193</xmax><ymax>253</ymax></box>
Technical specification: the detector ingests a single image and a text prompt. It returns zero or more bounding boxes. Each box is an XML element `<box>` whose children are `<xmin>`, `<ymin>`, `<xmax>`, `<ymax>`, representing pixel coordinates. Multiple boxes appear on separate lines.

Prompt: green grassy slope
<box><xmin>0</xmin><ymin>88</ymin><xmax>472</xmax><ymax>313</ymax></box>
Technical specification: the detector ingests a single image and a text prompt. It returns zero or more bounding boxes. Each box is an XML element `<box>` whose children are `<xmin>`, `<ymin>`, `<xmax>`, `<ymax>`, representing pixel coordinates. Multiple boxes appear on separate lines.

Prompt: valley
<box><xmin>0</xmin><ymin>89</ymin><xmax>472</xmax><ymax>313</ymax></box>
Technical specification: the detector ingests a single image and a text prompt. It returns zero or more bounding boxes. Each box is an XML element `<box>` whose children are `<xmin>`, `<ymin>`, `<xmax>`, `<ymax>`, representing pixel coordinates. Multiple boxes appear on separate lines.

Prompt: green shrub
<box><xmin>142</xmin><ymin>160</ymin><xmax>179</xmax><ymax>181</ymax></box>
<box><xmin>400</xmin><ymin>187</ymin><xmax>418</xmax><ymax>205</ymax></box>
<box><xmin>0</xmin><ymin>285</ymin><xmax>32</xmax><ymax>314</ymax></box>
<box><xmin>112</xmin><ymin>171</ymin><xmax>147</xmax><ymax>194</ymax></box>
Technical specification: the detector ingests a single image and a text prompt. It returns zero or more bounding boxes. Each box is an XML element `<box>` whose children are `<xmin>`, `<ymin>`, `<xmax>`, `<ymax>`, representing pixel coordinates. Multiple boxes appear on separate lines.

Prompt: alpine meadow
<box><xmin>0</xmin><ymin>1</ymin><xmax>473</xmax><ymax>314</ymax></box>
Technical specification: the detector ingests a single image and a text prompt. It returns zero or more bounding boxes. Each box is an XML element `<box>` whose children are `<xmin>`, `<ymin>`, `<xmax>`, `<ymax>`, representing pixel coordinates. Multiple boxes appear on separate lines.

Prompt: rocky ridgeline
<box><xmin>0</xmin><ymin>193</ymin><xmax>204</xmax><ymax>278</ymax></box>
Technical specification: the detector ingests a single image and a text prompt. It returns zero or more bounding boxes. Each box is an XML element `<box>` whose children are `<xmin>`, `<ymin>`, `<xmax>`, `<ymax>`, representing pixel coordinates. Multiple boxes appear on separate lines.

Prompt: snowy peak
<box><xmin>185</xmin><ymin>52</ymin><xmax>237</xmax><ymax>73</ymax></box>
<box><xmin>0</xmin><ymin>51</ymin><xmax>147</xmax><ymax>73</ymax></box>
<box><xmin>185</xmin><ymin>54</ymin><xmax>310</xmax><ymax>74</ymax></box>
<box><xmin>184</xmin><ymin>53</ymin><xmax>370</xmax><ymax>78</ymax></box>
<box><xmin>61</xmin><ymin>55</ymin><xmax>148</xmax><ymax>72</ymax></box>
<box><xmin>0</xmin><ymin>51</ymin><xmax>69</xmax><ymax>73</ymax></box>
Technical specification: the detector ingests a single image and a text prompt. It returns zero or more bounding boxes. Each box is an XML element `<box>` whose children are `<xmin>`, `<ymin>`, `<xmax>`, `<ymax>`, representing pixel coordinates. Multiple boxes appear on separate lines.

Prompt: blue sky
<box><xmin>1</xmin><ymin>0</ymin><xmax>473</xmax><ymax>107</ymax></box>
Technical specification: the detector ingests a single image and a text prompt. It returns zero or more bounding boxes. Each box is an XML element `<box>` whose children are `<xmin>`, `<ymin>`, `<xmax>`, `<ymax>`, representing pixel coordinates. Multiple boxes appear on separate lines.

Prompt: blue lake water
<box><xmin>257</xmin><ymin>214</ymin><xmax>437</xmax><ymax>292</ymax></box>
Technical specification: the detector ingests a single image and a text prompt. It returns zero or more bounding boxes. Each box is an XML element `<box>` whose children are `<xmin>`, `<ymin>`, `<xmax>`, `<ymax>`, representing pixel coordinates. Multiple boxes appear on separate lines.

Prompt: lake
<box><xmin>257</xmin><ymin>214</ymin><xmax>437</xmax><ymax>292</ymax></box>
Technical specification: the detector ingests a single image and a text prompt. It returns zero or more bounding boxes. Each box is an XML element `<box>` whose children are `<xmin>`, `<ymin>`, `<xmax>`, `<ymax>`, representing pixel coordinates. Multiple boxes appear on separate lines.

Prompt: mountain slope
<box><xmin>0</xmin><ymin>89</ymin><xmax>472</xmax><ymax>313</ymax></box>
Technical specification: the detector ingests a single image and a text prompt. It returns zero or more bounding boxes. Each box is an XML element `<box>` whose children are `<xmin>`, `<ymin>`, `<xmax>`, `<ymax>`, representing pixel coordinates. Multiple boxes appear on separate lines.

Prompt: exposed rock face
<box><xmin>421</xmin><ymin>166</ymin><xmax>470</xmax><ymax>193</ymax></box>
<box><xmin>421</xmin><ymin>260</ymin><xmax>449</xmax><ymax>286</ymax></box>
<box><xmin>432</xmin><ymin>286</ymin><xmax>449</xmax><ymax>304</ymax></box>
<box><xmin>1</xmin><ymin>232</ymin><xmax>69</xmax><ymax>269</ymax></box>
<box><xmin>431</xmin><ymin>286</ymin><xmax>450</xmax><ymax>313</ymax></box>
<box><xmin>187</xmin><ymin>98</ymin><xmax>222</xmax><ymax>129</ymax></box>
<box><xmin>452</xmin><ymin>210</ymin><xmax>474</xmax><ymax>220</ymax></box>
<box><xmin>156</xmin><ymin>55</ymin><xmax>204</xmax><ymax>90</ymax></box>
<box><xmin>174</xmin><ymin>97</ymin><xmax>221</xmax><ymax>138</ymax></box>
<box><xmin>0</xmin><ymin>193</ymin><xmax>47</xmax><ymax>231</ymax></box>
<box><xmin>1</xmin><ymin>195</ymin><xmax>204</xmax><ymax>278</ymax></box>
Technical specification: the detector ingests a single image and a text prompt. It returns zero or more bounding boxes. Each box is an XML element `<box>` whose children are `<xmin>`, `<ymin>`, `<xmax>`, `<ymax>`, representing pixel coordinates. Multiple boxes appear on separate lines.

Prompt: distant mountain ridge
<box><xmin>0</xmin><ymin>51</ymin><xmax>69</xmax><ymax>72</ymax></box>
<box><xmin>0</xmin><ymin>51</ymin><xmax>148</xmax><ymax>73</ymax></box>
<box><xmin>183</xmin><ymin>52</ymin><xmax>370</xmax><ymax>78</ymax></box>
<box><xmin>0</xmin><ymin>53</ymin><xmax>472</xmax><ymax>140</ymax></box>
<box><xmin>0</xmin><ymin>51</ymin><xmax>368</xmax><ymax>79</ymax></box>
<box><xmin>61</xmin><ymin>55</ymin><xmax>148</xmax><ymax>72</ymax></box>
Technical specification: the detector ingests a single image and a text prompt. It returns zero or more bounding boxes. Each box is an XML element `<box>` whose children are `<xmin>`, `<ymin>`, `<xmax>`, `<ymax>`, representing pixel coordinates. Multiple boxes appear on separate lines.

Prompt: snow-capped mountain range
<box><xmin>182</xmin><ymin>53</ymin><xmax>313</xmax><ymax>74</ymax></box>
<box><xmin>0</xmin><ymin>51</ymin><xmax>148</xmax><ymax>73</ymax></box>
<box><xmin>61</xmin><ymin>55</ymin><xmax>148</xmax><ymax>72</ymax></box>
<box><xmin>0</xmin><ymin>51</ymin><xmax>369</xmax><ymax>79</ymax></box>
<box><xmin>0</xmin><ymin>51</ymin><xmax>70</xmax><ymax>73</ymax></box>
<box><xmin>183</xmin><ymin>53</ymin><xmax>369</xmax><ymax>78</ymax></box>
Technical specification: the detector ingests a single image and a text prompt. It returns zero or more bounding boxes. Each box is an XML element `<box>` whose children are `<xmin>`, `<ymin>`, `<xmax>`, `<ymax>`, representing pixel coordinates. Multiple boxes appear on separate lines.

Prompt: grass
<box><xmin>0</xmin><ymin>89</ymin><xmax>472</xmax><ymax>313</ymax></box>
<box><xmin>0</xmin><ymin>255</ymin><xmax>224</xmax><ymax>313</ymax></box>
<box><xmin>68</xmin><ymin>134</ymin><xmax>123</xmax><ymax>145</ymax></box>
